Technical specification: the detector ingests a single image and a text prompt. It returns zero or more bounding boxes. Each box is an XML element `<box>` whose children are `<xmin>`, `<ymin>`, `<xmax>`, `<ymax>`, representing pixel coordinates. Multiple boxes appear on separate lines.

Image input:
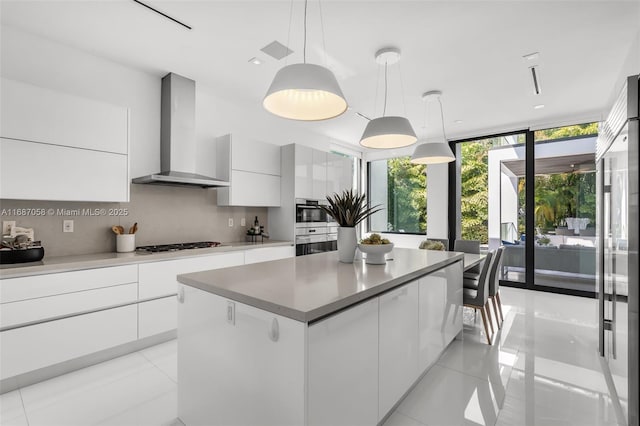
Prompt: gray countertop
<box><xmin>178</xmin><ymin>248</ymin><xmax>464</xmax><ymax>323</ymax></box>
<box><xmin>0</xmin><ymin>240</ymin><xmax>294</xmax><ymax>279</ymax></box>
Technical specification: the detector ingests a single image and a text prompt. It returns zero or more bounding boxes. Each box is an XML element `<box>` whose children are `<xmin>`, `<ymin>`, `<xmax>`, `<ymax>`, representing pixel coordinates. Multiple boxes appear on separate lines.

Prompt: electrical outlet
<box><xmin>63</xmin><ymin>220</ymin><xmax>74</xmax><ymax>233</ymax></box>
<box><xmin>2</xmin><ymin>221</ymin><xmax>16</xmax><ymax>235</ymax></box>
<box><xmin>240</xmin><ymin>218</ymin><xmax>246</xmax><ymax>227</ymax></box>
<box><xmin>228</xmin><ymin>218</ymin><xmax>233</xmax><ymax>227</ymax></box>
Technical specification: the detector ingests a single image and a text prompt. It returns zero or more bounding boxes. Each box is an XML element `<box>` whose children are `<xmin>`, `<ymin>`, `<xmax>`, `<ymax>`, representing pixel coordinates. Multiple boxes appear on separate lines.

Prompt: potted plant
<box><xmin>320</xmin><ymin>190</ymin><xmax>382</xmax><ymax>263</ymax></box>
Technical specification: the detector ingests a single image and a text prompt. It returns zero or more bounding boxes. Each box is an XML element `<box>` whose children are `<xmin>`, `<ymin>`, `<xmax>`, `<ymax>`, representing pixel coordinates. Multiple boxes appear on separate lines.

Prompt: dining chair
<box><xmin>463</xmin><ymin>250</ymin><xmax>494</xmax><ymax>345</ymax></box>
<box><xmin>488</xmin><ymin>247</ymin><xmax>505</xmax><ymax>328</ymax></box>
<box><xmin>454</xmin><ymin>239</ymin><xmax>480</xmax><ymax>254</ymax></box>
<box><xmin>463</xmin><ymin>247</ymin><xmax>504</xmax><ymax>329</ymax></box>
<box><xmin>455</xmin><ymin>239</ymin><xmax>481</xmax><ymax>275</ymax></box>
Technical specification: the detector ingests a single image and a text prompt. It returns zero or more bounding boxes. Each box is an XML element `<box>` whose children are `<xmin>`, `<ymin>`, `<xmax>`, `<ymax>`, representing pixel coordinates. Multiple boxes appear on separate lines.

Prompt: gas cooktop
<box><xmin>135</xmin><ymin>241</ymin><xmax>222</xmax><ymax>253</ymax></box>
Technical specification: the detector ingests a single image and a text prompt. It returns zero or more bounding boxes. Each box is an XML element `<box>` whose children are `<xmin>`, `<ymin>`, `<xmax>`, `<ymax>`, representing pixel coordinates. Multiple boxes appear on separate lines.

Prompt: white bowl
<box><xmin>358</xmin><ymin>243</ymin><xmax>394</xmax><ymax>264</ymax></box>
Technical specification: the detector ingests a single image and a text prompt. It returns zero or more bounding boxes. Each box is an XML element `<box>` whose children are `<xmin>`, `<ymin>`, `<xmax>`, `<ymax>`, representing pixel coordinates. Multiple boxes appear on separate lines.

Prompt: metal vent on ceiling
<box><xmin>529</xmin><ymin>66</ymin><xmax>542</xmax><ymax>95</ymax></box>
<box><xmin>260</xmin><ymin>41</ymin><xmax>294</xmax><ymax>60</ymax></box>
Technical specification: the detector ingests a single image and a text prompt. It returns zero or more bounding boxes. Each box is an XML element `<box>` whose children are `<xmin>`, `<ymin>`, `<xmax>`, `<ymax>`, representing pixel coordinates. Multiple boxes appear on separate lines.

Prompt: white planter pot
<box><xmin>337</xmin><ymin>227</ymin><xmax>357</xmax><ymax>263</ymax></box>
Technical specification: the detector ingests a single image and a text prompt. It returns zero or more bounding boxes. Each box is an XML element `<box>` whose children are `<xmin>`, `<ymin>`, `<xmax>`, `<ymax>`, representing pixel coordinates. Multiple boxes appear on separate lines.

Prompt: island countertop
<box><xmin>177</xmin><ymin>248</ymin><xmax>464</xmax><ymax>322</ymax></box>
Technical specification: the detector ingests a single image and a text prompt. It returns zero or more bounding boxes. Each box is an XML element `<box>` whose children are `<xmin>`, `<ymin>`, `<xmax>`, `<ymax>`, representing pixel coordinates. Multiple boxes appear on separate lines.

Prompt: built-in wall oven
<box><xmin>296</xmin><ymin>199</ymin><xmax>328</xmax><ymax>223</ymax></box>
<box><xmin>295</xmin><ymin>199</ymin><xmax>338</xmax><ymax>256</ymax></box>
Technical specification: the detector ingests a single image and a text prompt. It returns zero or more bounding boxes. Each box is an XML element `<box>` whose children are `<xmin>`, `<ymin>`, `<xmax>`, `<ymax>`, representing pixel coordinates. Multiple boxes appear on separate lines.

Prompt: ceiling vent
<box><xmin>260</xmin><ymin>41</ymin><xmax>294</xmax><ymax>60</ymax></box>
<box><xmin>529</xmin><ymin>65</ymin><xmax>542</xmax><ymax>95</ymax></box>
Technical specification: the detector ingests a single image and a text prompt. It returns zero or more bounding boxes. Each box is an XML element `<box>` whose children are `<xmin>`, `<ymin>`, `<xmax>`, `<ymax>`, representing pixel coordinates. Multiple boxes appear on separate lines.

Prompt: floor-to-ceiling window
<box><xmin>532</xmin><ymin>124</ymin><xmax>598</xmax><ymax>294</ymax></box>
<box><xmin>451</xmin><ymin>124</ymin><xmax>598</xmax><ymax>296</ymax></box>
<box><xmin>368</xmin><ymin>157</ymin><xmax>426</xmax><ymax>234</ymax></box>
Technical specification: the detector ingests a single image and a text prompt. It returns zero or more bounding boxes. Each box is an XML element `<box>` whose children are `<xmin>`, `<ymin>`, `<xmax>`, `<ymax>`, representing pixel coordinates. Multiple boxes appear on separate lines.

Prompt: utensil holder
<box><xmin>116</xmin><ymin>234</ymin><xmax>136</xmax><ymax>253</ymax></box>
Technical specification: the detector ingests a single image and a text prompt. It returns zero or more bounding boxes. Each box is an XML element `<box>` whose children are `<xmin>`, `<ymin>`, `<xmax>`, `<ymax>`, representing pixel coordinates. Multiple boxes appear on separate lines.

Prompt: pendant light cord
<box><xmin>438</xmin><ymin>97</ymin><xmax>447</xmax><ymax>140</ymax></box>
<box><xmin>285</xmin><ymin>0</ymin><xmax>294</xmax><ymax>65</ymax></box>
<box><xmin>318</xmin><ymin>0</ymin><xmax>327</xmax><ymax>65</ymax></box>
<box><xmin>303</xmin><ymin>0</ymin><xmax>308</xmax><ymax>63</ymax></box>
<box><xmin>383</xmin><ymin>62</ymin><xmax>388</xmax><ymax>116</ymax></box>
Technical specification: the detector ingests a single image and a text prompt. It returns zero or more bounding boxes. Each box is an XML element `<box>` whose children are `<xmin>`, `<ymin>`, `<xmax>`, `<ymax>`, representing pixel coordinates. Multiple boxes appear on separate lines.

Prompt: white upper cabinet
<box><xmin>0</xmin><ymin>78</ymin><xmax>129</xmax><ymax>202</ymax></box>
<box><xmin>1</xmin><ymin>78</ymin><xmax>128</xmax><ymax>155</ymax></box>
<box><xmin>216</xmin><ymin>134</ymin><xmax>281</xmax><ymax>207</ymax></box>
<box><xmin>0</xmin><ymin>138</ymin><xmax>129</xmax><ymax>202</ymax></box>
<box><xmin>312</xmin><ymin>149</ymin><xmax>327</xmax><ymax>200</ymax></box>
<box><xmin>326</xmin><ymin>152</ymin><xmax>353</xmax><ymax>197</ymax></box>
<box><xmin>294</xmin><ymin>144</ymin><xmax>314</xmax><ymax>199</ymax></box>
<box><xmin>292</xmin><ymin>145</ymin><xmax>347</xmax><ymax>201</ymax></box>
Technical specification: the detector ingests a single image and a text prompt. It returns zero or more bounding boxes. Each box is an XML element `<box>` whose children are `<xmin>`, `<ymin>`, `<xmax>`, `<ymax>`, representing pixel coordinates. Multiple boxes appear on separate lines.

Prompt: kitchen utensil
<box><xmin>117</xmin><ymin>225</ymin><xmax>125</xmax><ymax>235</ymax></box>
<box><xmin>129</xmin><ymin>222</ymin><xmax>138</xmax><ymax>234</ymax></box>
<box><xmin>111</xmin><ymin>225</ymin><xmax>122</xmax><ymax>235</ymax></box>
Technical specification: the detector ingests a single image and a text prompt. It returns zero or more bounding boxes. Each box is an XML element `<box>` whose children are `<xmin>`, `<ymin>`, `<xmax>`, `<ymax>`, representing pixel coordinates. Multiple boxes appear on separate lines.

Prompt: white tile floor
<box><xmin>0</xmin><ymin>287</ymin><xmax>621</xmax><ymax>426</ymax></box>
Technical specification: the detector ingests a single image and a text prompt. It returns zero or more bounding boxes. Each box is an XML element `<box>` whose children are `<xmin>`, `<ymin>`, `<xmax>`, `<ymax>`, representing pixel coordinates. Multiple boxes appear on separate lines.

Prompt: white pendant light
<box><xmin>360</xmin><ymin>47</ymin><xmax>417</xmax><ymax>149</ymax></box>
<box><xmin>411</xmin><ymin>91</ymin><xmax>455</xmax><ymax>164</ymax></box>
<box><xmin>263</xmin><ymin>0</ymin><xmax>347</xmax><ymax>121</ymax></box>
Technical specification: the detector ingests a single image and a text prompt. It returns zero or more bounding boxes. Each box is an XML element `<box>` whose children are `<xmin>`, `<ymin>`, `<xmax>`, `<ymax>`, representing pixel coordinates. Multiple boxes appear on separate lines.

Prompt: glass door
<box><xmin>533</xmin><ymin>124</ymin><xmax>598</xmax><ymax>296</ymax></box>
<box><xmin>454</xmin><ymin>131</ymin><xmax>527</xmax><ymax>285</ymax></box>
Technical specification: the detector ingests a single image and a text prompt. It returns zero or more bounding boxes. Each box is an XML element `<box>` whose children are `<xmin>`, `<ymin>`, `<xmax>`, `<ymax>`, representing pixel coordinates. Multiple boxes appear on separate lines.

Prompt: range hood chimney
<box><xmin>132</xmin><ymin>73</ymin><xmax>229</xmax><ymax>188</ymax></box>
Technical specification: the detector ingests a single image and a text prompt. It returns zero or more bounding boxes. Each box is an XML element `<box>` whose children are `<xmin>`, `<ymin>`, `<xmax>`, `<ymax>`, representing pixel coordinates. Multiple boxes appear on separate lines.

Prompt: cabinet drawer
<box><xmin>1</xmin><ymin>283</ymin><xmax>137</xmax><ymax>329</ymax></box>
<box><xmin>139</xmin><ymin>252</ymin><xmax>244</xmax><ymax>299</ymax></box>
<box><xmin>0</xmin><ymin>304</ymin><xmax>137</xmax><ymax>380</ymax></box>
<box><xmin>138</xmin><ymin>296</ymin><xmax>177</xmax><ymax>339</ymax></box>
<box><xmin>0</xmin><ymin>265</ymin><xmax>138</xmax><ymax>304</ymax></box>
<box><xmin>244</xmin><ymin>246</ymin><xmax>295</xmax><ymax>265</ymax></box>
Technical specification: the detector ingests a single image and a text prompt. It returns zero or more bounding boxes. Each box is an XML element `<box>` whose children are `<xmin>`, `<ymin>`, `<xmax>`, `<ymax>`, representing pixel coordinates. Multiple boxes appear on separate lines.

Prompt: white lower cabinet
<box><xmin>178</xmin><ymin>285</ymin><xmax>305</xmax><ymax>426</ymax></box>
<box><xmin>138</xmin><ymin>252</ymin><xmax>245</xmax><ymax>299</ymax></box>
<box><xmin>378</xmin><ymin>281</ymin><xmax>419</xmax><ymax>420</ymax></box>
<box><xmin>177</xmin><ymin>260</ymin><xmax>464</xmax><ymax>426</ymax></box>
<box><xmin>138</xmin><ymin>296</ymin><xmax>177</xmax><ymax>339</ymax></box>
<box><xmin>244</xmin><ymin>246</ymin><xmax>295</xmax><ymax>264</ymax></box>
<box><xmin>307</xmin><ymin>298</ymin><xmax>379</xmax><ymax>426</ymax></box>
<box><xmin>0</xmin><ymin>304</ymin><xmax>137</xmax><ymax>379</ymax></box>
<box><xmin>418</xmin><ymin>263</ymin><xmax>463</xmax><ymax>371</ymax></box>
<box><xmin>1</xmin><ymin>282</ymin><xmax>137</xmax><ymax>329</ymax></box>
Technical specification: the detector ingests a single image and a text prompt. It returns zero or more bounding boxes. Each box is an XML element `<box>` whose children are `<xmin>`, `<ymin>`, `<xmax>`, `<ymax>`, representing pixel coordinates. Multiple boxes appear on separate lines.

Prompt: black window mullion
<box><xmin>525</xmin><ymin>130</ymin><xmax>535</xmax><ymax>289</ymax></box>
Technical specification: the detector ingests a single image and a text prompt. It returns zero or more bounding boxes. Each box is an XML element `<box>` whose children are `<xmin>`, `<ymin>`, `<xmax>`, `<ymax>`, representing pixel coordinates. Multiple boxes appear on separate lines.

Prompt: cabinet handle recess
<box><xmin>269</xmin><ymin>318</ymin><xmax>279</xmax><ymax>342</ymax></box>
<box><xmin>177</xmin><ymin>287</ymin><xmax>185</xmax><ymax>303</ymax></box>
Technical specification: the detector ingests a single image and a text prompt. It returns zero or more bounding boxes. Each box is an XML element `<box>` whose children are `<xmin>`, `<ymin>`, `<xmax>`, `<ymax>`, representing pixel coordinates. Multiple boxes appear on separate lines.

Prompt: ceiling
<box><xmin>502</xmin><ymin>153</ymin><xmax>596</xmax><ymax>176</ymax></box>
<box><xmin>1</xmin><ymin>1</ymin><xmax>639</xmax><ymax>149</ymax></box>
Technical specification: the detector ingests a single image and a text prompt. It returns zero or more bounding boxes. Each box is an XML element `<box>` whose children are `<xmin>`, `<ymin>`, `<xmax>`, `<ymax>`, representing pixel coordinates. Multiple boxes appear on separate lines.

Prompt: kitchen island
<box><xmin>176</xmin><ymin>248</ymin><xmax>464</xmax><ymax>426</ymax></box>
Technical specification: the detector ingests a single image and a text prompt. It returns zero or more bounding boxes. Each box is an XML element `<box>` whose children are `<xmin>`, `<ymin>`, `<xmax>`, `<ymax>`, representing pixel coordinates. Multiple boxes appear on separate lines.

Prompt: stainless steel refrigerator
<box><xmin>597</xmin><ymin>74</ymin><xmax>639</xmax><ymax>426</ymax></box>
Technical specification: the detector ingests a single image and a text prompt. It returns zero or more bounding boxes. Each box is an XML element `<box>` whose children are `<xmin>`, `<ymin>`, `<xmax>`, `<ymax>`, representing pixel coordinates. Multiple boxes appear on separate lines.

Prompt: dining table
<box><xmin>463</xmin><ymin>252</ymin><xmax>486</xmax><ymax>271</ymax></box>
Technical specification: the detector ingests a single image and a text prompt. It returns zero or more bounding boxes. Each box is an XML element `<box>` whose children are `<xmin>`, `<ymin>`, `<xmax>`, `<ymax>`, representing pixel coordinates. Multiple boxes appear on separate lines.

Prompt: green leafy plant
<box><xmin>320</xmin><ymin>189</ymin><xmax>382</xmax><ymax>227</ymax></box>
<box><xmin>360</xmin><ymin>233</ymin><xmax>391</xmax><ymax>245</ymax></box>
<box><xmin>419</xmin><ymin>240</ymin><xmax>446</xmax><ymax>251</ymax></box>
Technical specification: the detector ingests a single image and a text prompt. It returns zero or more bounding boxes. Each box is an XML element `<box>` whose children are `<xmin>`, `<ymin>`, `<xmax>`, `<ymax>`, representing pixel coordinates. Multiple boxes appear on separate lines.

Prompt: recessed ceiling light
<box><xmin>248</xmin><ymin>57</ymin><xmax>262</xmax><ymax>65</ymax></box>
<box><xmin>523</xmin><ymin>52</ymin><xmax>540</xmax><ymax>61</ymax></box>
<box><xmin>454</xmin><ymin>120</ymin><xmax>463</xmax><ymax>124</ymax></box>
<box><xmin>534</xmin><ymin>104</ymin><xmax>545</xmax><ymax>109</ymax></box>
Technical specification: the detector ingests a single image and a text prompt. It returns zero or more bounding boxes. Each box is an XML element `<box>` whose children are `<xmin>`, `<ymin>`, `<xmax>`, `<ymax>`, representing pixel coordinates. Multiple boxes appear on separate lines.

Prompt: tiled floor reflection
<box><xmin>0</xmin><ymin>287</ymin><xmax>620</xmax><ymax>426</ymax></box>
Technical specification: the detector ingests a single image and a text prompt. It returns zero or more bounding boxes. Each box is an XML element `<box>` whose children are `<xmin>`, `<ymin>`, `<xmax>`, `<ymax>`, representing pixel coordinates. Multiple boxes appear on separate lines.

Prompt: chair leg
<box><xmin>479</xmin><ymin>306</ymin><xmax>492</xmax><ymax>345</ymax></box>
<box><xmin>496</xmin><ymin>291</ymin><xmax>505</xmax><ymax>323</ymax></box>
<box><xmin>491</xmin><ymin>296</ymin><xmax>502</xmax><ymax>329</ymax></box>
<box><xmin>485</xmin><ymin>301</ymin><xmax>494</xmax><ymax>336</ymax></box>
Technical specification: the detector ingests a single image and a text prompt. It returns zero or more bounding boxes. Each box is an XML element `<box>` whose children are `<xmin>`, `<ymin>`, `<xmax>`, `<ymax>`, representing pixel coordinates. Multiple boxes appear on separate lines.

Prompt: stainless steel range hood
<box><xmin>133</xmin><ymin>73</ymin><xmax>229</xmax><ymax>188</ymax></box>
